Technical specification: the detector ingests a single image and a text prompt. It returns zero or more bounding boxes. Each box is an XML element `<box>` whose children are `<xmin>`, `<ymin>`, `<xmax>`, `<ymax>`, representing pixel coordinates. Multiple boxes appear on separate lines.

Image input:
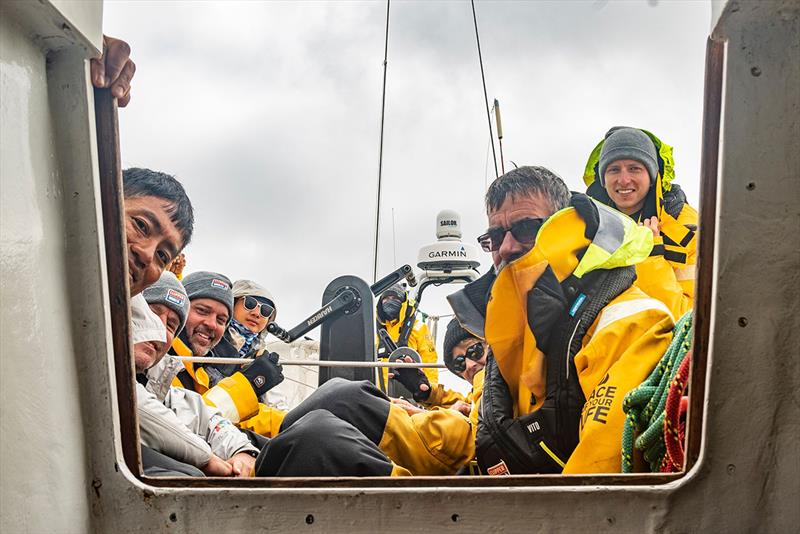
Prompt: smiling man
<box><xmin>123</xmin><ymin>167</ymin><xmax>194</xmax><ymax>297</ymax></box>
<box><xmin>168</xmin><ymin>271</ymin><xmax>285</xmax><ymax>439</ymax></box>
<box><xmin>583</xmin><ymin>127</ymin><xmax>698</xmax><ymax>318</ymax></box>
<box><xmin>171</xmin><ymin>271</ymin><xmax>236</xmax><ymax>370</ymax></box>
<box><xmin>121</xmin><ymin>167</ymin><xmax>194</xmax><ymax>354</ymax></box>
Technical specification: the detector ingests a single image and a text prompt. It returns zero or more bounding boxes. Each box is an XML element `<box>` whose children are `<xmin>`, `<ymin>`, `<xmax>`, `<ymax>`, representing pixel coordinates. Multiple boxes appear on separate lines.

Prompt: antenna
<box><xmin>494</xmin><ymin>98</ymin><xmax>505</xmax><ymax>175</ymax></box>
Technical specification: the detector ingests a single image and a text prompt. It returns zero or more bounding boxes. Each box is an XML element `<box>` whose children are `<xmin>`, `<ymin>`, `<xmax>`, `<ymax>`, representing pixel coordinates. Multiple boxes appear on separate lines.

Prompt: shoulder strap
<box><xmin>396</xmin><ymin>301</ymin><xmax>417</xmax><ymax>347</ymax></box>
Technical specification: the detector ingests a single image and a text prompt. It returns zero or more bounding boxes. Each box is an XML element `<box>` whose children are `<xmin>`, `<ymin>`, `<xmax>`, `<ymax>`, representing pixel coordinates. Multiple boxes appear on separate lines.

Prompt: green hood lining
<box><xmin>582</xmin><ymin>129</ymin><xmax>675</xmax><ymax>192</ymax></box>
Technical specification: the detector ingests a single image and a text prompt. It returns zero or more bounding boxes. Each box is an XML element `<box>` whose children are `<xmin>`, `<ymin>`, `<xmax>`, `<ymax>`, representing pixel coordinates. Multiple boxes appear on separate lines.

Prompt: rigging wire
<box><xmin>471</xmin><ymin>0</ymin><xmax>498</xmax><ymax>180</ymax></box>
<box><xmin>372</xmin><ymin>0</ymin><xmax>391</xmax><ymax>283</ymax></box>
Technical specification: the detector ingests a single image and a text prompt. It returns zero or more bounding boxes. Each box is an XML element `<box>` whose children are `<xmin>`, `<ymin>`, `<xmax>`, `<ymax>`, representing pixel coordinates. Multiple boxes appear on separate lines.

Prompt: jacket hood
<box><xmin>583</xmin><ymin>128</ymin><xmax>675</xmax><ymax>191</ymax></box>
<box><xmin>377</xmin><ymin>296</ymin><xmax>412</xmax><ymax>327</ymax></box>
<box><xmin>583</xmin><ymin>128</ymin><xmax>679</xmax><ymax>220</ymax></box>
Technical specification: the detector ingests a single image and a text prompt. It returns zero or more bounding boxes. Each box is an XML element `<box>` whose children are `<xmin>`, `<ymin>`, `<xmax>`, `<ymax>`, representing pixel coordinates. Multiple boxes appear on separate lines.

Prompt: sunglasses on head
<box><xmin>243</xmin><ymin>296</ymin><xmax>275</xmax><ymax>319</ymax></box>
<box><xmin>451</xmin><ymin>342</ymin><xmax>487</xmax><ymax>375</ymax></box>
<box><xmin>477</xmin><ymin>217</ymin><xmax>545</xmax><ymax>253</ymax></box>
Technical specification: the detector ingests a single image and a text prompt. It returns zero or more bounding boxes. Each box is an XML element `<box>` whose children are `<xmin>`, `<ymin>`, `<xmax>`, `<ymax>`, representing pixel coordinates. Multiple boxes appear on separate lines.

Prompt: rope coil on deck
<box><xmin>621</xmin><ymin>311</ymin><xmax>693</xmax><ymax>472</ymax></box>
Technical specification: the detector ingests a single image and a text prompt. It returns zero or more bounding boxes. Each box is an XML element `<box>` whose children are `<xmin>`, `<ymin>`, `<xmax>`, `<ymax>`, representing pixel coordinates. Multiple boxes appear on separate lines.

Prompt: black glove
<box><xmin>388</xmin><ymin>348</ymin><xmax>431</xmax><ymax>402</ymax></box>
<box><xmin>241</xmin><ymin>352</ymin><xmax>284</xmax><ymax>397</ymax></box>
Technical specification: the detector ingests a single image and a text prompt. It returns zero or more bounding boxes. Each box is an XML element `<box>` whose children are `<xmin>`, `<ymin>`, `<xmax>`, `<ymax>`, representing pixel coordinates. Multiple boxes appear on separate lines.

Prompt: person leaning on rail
<box><xmin>475</xmin><ymin>166</ymin><xmax>675</xmax><ymax>475</ymax></box>
<box><xmin>583</xmin><ymin>127</ymin><xmax>698</xmax><ymax>318</ymax></box>
<box><xmin>159</xmin><ymin>272</ymin><xmax>287</xmax><ymax>438</ymax></box>
<box><xmin>388</xmin><ymin>317</ymin><xmax>490</xmax><ymax>452</ymax></box>
<box><xmin>393</xmin><ymin>317</ymin><xmax>486</xmax><ymax>416</ymax></box>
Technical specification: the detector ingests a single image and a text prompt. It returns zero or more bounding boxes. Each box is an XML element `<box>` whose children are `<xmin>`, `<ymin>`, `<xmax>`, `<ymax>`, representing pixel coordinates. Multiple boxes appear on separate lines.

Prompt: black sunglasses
<box><xmin>243</xmin><ymin>296</ymin><xmax>275</xmax><ymax>319</ymax></box>
<box><xmin>451</xmin><ymin>342</ymin><xmax>487</xmax><ymax>375</ymax></box>
<box><xmin>477</xmin><ymin>217</ymin><xmax>545</xmax><ymax>253</ymax></box>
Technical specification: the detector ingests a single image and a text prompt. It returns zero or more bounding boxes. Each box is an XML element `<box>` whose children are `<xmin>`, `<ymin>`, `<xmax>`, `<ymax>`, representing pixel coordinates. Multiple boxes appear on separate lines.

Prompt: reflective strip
<box><xmin>593</xmin><ymin>202</ymin><xmax>626</xmax><ymax>254</ymax></box>
<box><xmin>594</xmin><ymin>298</ymin><xmax>674</xmax><ymax>334</ymax></box>
<box><xmin>574</xmin><ymin>199</ymin><xmax>653</xmax><ymax>279</ymax></box>
<box><xmin>203</xmin><ymin>387</ymin><xmax>240</xmax><ymax>423</ymax></box>
<box><xmin>539</xmin><ymin>441</ymin><xmax>566</xmax><ymax>468</ymax></box>
<box><xmin>674</xmin><ymin>265</ymin><xmax>696</xmax><ymax>282</ymax></box>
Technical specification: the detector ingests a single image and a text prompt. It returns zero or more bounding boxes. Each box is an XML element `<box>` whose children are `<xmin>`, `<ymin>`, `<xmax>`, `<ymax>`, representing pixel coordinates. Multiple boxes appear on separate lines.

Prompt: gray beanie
<box><xmin>143</xmin><ymin>271</ymin><xmax>190</xmax><ymax>334</ymax></box>
<box><xmin>443</xmin><ymin>318</ymin><xmax>475</xmax><ymax>373</ymax></box>
<box><xmin>182</xmin><ymin>271</ymin><xmax>234</xmax><ymax>320</ymax></box>
<box><xmin>598</xmin><ymin>127</ymin><xmax>659</xmax><ymax>186</ymax></box>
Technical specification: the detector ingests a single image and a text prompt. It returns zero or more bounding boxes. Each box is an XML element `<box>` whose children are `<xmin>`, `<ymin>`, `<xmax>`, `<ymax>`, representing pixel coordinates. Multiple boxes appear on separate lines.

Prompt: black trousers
<box><xmin>255</xmin><ymin>379</ymin><xmax>395</xmax><ymax>477</ymax></box>
<box><xmin>141</xmin><ymin>445</ymin><xmax>204</xmax><ymax>477</ymax></box>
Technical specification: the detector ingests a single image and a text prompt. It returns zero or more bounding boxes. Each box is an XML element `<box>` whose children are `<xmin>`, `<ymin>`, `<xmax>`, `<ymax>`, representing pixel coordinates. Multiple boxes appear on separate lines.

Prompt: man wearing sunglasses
<box><xmin>166</xmin><ymin>272</ymin><xmax>286</xmax><ymax>439</ymax></box>
<box><xmin>221</xmin><ymin>279</ymin><xmax>288</xmax><ymax>438</ymax></box>
<box><xmin>476</xmin><ymin>166</ymin><xmax>675</xmax><ymax>475</ymax></box>
<box><xmin>437</xmin><ymin>318</ymin><xmax>489</xmax><ymax>412</ymax></box>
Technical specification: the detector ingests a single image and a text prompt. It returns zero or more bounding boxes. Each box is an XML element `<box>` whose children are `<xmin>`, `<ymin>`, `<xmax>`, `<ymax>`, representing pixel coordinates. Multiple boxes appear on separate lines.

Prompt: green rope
<box><xmin>621</xmin><ymin>312</ymin><xmax>693</xmax><ymax>472</ymax></box>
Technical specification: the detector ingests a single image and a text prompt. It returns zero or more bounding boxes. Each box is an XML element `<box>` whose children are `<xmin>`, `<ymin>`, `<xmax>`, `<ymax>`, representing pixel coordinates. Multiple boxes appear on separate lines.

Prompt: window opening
<box><xmin>97</xmin><ymin>14</ymin><xmax>723</xmax><ymax>490</ymax></box>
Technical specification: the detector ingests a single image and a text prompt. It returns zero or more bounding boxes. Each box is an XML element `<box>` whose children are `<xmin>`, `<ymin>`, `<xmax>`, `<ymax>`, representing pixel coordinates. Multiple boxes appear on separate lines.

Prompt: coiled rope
<box><xmin>621</xmin><ymin>311</ymin><xmax>693</xmax><ymax>472</ymax></box>
<box><xmin>662</xmin><ymin>349</ymin><xmax>691</xmax><ymax>472</ymax></box>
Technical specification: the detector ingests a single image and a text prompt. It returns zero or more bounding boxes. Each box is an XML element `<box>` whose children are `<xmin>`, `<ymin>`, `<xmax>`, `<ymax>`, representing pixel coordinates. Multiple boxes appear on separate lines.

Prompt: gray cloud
<box><xmin>108</xmin><ymin>0</ymin><xmax>710</xmax><ymax>392</ymax></box>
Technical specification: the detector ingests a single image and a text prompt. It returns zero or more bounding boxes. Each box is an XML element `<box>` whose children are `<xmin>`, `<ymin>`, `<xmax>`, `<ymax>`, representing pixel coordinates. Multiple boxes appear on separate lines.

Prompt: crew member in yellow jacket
<box><xmin>169</xmin><ymin>271</ymin><xmax>286</xmax><ymax>438</ymax></box>
<box><xmin>375</xmin><ymin>284</ymin><xmax>439</xmax><ymax>400</ymax></box>
<box><xmin>583</xmin><ymin>127</ymin><xmax>698</xmax><ymax>318</ymax></box>
<box><xmin>475</xmin><ymin>166</ymin><xmax>675</xmax><ymax>475</ymax></box>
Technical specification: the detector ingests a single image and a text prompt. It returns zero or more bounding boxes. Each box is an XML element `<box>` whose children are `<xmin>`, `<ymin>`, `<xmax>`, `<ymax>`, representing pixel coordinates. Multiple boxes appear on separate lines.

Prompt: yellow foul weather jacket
<box><xmin>478</xmin><ymin>197</ymin><xmax>675</xmax><ymax>475</ymax></box>
<box><xmin>171</xmin><ymin>337</ymin><xmax>285</xmax><ymax>437</ymax></box>
<box><xmin>583</xmin><ymin>130</ymin><xmax>698</xmax><ymax>318</ymax></box>
<box><xmin>377</xmin><ymin>298</ymin><xmax>439</xmax><ymax>389</ymax></box>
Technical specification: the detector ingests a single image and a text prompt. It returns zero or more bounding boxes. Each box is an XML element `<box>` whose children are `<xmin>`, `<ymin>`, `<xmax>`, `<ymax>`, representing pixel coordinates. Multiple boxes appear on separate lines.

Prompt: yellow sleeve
<box><xmin>379</xmin><ymin>404</ymin><xmax>474</xmax><ymax>475</ymax></box>
<box><xmin>468</xmin><ymin>369</ymin><xmax>484</xmax><ymax>429</ymax></box>
<box><xmin>635</xmin><ymin>245</ymin><xmax>693</xmax><ymax>319</ymax></box>
<box><xmin>564</xmin><ymin>297</ymin><xmax>674</xmax><ymax>474</ymax></box>
<box><xmin>201</xmin><ymin>371</ymin><xmax>260</xmax><ymax>423</ymax></box>
<box><xmin>423</xmin><ymin>384</ymin><xmax>468</xmax><ymax>408</ymax></box>
<box><xmin>237</xmin><ymin>403</ymin><xmax>286</xmax><ymax>438</ymax></box>
<box><xmin>640</xmin><ymin>206</ymin><xmax>698</xmax><ymax>317</ymax></box>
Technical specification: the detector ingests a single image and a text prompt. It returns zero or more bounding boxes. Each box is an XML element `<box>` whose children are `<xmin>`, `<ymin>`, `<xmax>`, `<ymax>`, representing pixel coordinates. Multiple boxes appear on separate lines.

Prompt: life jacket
<box><xmin>476</xmin><ymin>195</ymin><xmax>654</xmax><ymax>475</ymax></box>
<box><xmin>376</xmin><ymin>297</ymin><xmax>417</xmax><ymax>354</ymax></box>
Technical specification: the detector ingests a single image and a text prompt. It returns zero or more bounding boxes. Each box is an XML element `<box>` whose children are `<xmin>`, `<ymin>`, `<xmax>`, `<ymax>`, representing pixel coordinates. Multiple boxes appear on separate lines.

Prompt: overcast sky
<box><xmin>105</xmin><ymin>0</ymin><xmax>711</xmax><ymax>392</ymax></box>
